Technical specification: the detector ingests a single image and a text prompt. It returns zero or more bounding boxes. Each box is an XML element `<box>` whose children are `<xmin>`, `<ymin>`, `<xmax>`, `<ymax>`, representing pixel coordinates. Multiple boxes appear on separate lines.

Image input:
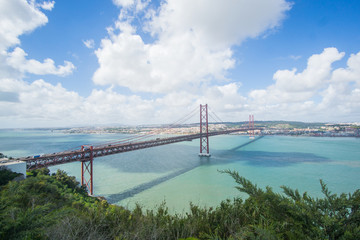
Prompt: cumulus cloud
<box><xmin>274</xmin><ymin>48</ymin><xmax>345</xmax><ymax>92</ymax></box>
<box><xmin>147</xmin><ymin>0</ymin><xmax>291</xmax><ymax>50</ymax></box>
<box><xmin>331</xmin><ymin>51</ymin><xmax>360</xmax><ymax>84</ymax></box>
<box><xmin>0</xmin><ymin>78</ymin><xmax>165</xmax><ymax>127</ymax></box>
<box><xmin>249</xmin><ymin>48</ymin><xmax>360</xmax><ymax>121</ymax></box>
<box><xmin>2</xmin><ymin>48</ymin><xmax>360</xmax><ymax>127</ymax></box>
<box><xmin>317</xmin><ymin>52</ymin><xmax>360</xmax><ymax>117</ymax></box>
<box><xmin>0</xmin><ymin>76</ymin><xmax>247</xmax><ymax>127</ymax></box>
<box><xmin>1</xmin><ymin>0</ymin><xmax>360</xmax><ymax>127</ymax></box>
<box><xmin>0</xmin><ymin>0</ymin><xmax>79</xmax><ymax>127</ymax></box>
<box><xmin>0</xmin><ymin>78</ymin><xmax>83</xmax><ymax>126</ymax></box>
<box><xmin>93</xmin><ymin>29</ymin><xmax>235</xmax><ymax>93</ymax></box>
<box><xmin>6</xmin><ymin>47</ymin><xmax>75</xmax><ymax>76</ymax></box>
<box><xmin>249</xmin><ymin>48</ymin><xmax>345</xmax><ymax>106</ymax></box>
<box><xmin>0</xmin><ymin>0</ymin><xmax>48</xmax><ymax>51</ymax></box>
<box><xmin>93</xmin><ymin>0</ymin><xmax>291</xmax><ymax>93</ymax></box>
<box><xmin>0</xmin><ymin>1</ymin><xmax>75</xmax><ymax>79</ymax></box>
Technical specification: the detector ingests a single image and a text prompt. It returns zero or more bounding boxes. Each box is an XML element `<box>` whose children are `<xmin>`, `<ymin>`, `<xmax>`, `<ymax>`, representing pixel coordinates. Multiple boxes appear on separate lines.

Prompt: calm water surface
<box><xmin>1</xmin><ymin>129</ymin><xmax>359</xmax><ymax>213</ymax></box>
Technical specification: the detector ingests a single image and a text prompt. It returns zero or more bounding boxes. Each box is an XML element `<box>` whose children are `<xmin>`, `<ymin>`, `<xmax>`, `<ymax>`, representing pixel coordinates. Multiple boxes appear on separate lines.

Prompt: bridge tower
<box><xmin>249</xmin><ymin>114</ymin><xmax>255</xmax><ymax>139</ymax></box>
<box><xmin>199</xmin><ymin>104</ymin><xmax>210</xmax><ymax>157</ymax></box>
<box><xmin>81</xmin><ymin>145</ymin><xmax>94</xmax><ymax>195</ymax></box>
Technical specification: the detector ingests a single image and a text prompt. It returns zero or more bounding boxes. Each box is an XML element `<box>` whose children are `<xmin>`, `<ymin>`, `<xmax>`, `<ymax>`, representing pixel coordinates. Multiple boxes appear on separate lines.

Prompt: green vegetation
<box><xmin>0</xmin><ymin>168</ymin><xmax>22</xmax><ymax>186</ymax></box>
<box><xmin>0</xmin><ymin>169</ymin><xmax>359</xmax><ymax>239</ymax></box>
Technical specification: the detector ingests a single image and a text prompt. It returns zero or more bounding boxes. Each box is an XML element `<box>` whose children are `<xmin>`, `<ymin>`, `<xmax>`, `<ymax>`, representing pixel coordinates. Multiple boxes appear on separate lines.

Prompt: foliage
<box><xmin>0</xmin><ymin>169</ymin><xmax>98</xmax><ymax>239</ymax></box>
<box><xmin>220</xmin><ymin>170</ymin><xmax>360</xmax><ymax>239</ymax></box>
<box><xmin>0</xmin><ymin>168</ymin><xmax>359</xmax><ymax>240</ymax></box>
<box><xmin>0</xmin><ymin>168</ymin><xmax>22</xmax><ymax>186</ymax></box>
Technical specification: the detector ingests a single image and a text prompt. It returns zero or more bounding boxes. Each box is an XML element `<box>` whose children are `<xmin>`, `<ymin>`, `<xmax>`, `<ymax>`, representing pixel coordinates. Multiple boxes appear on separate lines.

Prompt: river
<box><xmin>1</xmin><ymin>129</ymin><xmax>359</xmax><ymax>213</ymax></box>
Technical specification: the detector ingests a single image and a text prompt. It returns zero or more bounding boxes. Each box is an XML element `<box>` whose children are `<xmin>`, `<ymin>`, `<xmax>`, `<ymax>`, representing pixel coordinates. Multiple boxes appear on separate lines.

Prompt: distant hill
<box><xmin>211</xmin><ymin>121</ymin><xmax>326</xmax><ymax>129</ymax></box>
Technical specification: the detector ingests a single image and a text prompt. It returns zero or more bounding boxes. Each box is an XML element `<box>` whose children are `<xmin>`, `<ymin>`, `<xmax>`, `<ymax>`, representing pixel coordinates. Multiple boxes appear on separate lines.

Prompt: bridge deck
<box><xmin>20</xmin><ymin>128</ymin><xmax>261</xmax><ymax>170</ymax></box>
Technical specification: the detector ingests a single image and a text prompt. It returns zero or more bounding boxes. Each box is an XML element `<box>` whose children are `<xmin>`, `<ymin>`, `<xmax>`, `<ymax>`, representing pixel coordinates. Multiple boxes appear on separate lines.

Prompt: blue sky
<box><xmin>0</xmin><ymin>0</ymin><xmax>360</xmax><ymax>128</ymax></box>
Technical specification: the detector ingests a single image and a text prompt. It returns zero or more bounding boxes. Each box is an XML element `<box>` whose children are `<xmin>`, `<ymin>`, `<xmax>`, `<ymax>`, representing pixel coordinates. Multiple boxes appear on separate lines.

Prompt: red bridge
<box><xmin>20</xmin><ymin>104</ymin><xmax>261</xmax><ymax>195</ymax></box>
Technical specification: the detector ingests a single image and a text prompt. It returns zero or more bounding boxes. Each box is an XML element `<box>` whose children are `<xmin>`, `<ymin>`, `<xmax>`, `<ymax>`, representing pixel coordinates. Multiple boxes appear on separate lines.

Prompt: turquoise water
<box><xmin>1</xmin><ymin>129</ymin><xmax>359</xmax><ymax>213</ymax></box>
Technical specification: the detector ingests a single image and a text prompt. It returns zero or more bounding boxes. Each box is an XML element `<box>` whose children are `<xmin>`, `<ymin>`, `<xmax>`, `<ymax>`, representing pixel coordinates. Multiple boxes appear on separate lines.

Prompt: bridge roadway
<box><xmin>21</xmin><ymin>127</ymin><xmax>260</xmax><ymax>170</ymax></box>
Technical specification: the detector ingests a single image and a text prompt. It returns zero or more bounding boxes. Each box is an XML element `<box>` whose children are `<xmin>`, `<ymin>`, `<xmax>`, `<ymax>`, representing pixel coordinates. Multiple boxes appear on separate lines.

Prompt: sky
<box><xmin>0</xmin><ymin>0</ymin><xmax>360</xmax><ymax>128</ymax></box>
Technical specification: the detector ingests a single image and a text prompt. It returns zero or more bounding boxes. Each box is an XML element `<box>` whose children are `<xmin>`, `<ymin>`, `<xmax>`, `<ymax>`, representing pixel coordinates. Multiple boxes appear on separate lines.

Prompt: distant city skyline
<box><xmin>0</xmin><ymin>0</ymin><xmax>359</xmax><ymax>128</ymax></box>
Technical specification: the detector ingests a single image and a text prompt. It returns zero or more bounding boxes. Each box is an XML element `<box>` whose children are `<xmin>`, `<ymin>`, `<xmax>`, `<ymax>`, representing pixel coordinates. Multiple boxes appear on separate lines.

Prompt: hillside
<box><xmin>0</xmin><ymin>168</ymin><xmax>359</xmax><ymax>239</ymax></box>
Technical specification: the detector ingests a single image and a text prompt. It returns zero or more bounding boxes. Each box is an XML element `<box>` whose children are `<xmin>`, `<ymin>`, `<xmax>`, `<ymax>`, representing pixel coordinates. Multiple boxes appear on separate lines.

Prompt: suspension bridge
<box><xmin>19</xmin><ymin>104</ymin><xmax>262</xmax><ymax>194</ymax></box>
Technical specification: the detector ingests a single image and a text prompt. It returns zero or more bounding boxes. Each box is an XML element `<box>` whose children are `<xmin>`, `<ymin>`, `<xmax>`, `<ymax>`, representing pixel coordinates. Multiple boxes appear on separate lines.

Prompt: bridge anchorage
<box><xmin>22</xmin><ymin>104</ymin><xmax>259</xmax><ymax>195</ymax></box>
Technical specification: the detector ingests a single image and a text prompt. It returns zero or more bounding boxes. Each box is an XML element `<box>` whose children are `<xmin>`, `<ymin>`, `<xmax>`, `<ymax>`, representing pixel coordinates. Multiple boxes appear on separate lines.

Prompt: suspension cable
<box><xmin>90</xmin><ymin>106</ymin><xmax>199</xmax><ymax>148</ymax></box>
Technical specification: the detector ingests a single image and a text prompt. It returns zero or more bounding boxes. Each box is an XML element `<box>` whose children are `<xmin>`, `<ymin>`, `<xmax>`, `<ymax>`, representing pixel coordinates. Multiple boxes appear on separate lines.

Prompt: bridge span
<box><xmin>21</xmin><ymin>127</ymin><xmax>260</xmax><ymax>170</ymax></box>
<box><xmin>19</xmin><ymin>104</ymin><xmax>260</xmax><ymax>194</ymax></box>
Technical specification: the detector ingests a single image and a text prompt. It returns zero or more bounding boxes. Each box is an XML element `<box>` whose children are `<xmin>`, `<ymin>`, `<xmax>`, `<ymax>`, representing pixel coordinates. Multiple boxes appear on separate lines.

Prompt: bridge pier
<box><xmin>81</xmin><ymin>145</ymin><xmax>93</xmax><ymax>195</ymax></box>
<box><xmin>199</xmin><ymin>104</ymin><xmax>211</xmax><ymax>157</ymax></box>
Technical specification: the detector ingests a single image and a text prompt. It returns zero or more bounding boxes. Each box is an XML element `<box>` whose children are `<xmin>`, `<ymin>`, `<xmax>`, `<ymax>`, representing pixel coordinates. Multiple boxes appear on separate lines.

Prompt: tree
<box><xmin>0</xmin><ymin>168</ymin><xmax>22</xmax><ymax>186</ymax></box>
<box><xmin>221</xmin><ymin>169</ymin><xmax>360</xmax><ymax>239</ymax></box>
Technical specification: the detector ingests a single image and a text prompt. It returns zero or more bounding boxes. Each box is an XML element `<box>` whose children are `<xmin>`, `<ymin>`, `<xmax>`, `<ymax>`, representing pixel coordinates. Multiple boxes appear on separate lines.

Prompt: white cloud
<box><xmin>113</xmin><ymin>0</ymin><xmax>149</xmax><ymax>12</ymax></box>
<box><xmin>38</xmin><ymin>1</ymin><xmax>55</xmax><ymax>11</ymax></box>
<box><xmin>0</xmin><ymin>53</ymin><xmax>23</xmax><ymax>79</ymax></box>
<box><xmin>0</xmin><ymin>76</ymin><xmax>246</xmax><ymax>127</ymax></box>
<box><xmin>1</xmin><ymin>48</ymin><xmax>360</xmax><ymax>128</ymax></box>
<box><xmin>6</xmin><ymin>47</ymin><xmax>75</xmax><ymax>76</ymax></box>
<box><xmin>83</xmin><ymin>39</ymin><xmax>95</xmax><ymax>49</ymax></box>
<box><xmin>0</xmin><ymin>78</ymin><xmax>83</xmax><ymax>126</ymax></box>
<box><xmin>316</xmin><ymin>52</ymin><xmax>360</xmax><ymax>117</ymax></box>
<box><xmin>0</xmin><ymin>0</ymin><xmax>48</xmax><ymax>51</ymax></box>
<box><xmin>147</xmin><ymin>0</ymin><xmax>291</xmax><ymax>50</ymax></box>
<box><xmin>249</xmin><ymin>48</ymin><xmax>345</xmax><ymax>106</ymax></box>
<box><xmin>0</xmin><ymin>0</ymin><xmax>75</xmax><ymax>78</ymax></box>
<box><xmin>274</xmin><ymin>48</ymin><xmax>345</xmax><ymax>92</ymax></box>
<box><xmin>1</xmin><ymin>0</ymin><xmax>360</xmax><ymax>127</ymax></box>
<box><xmin>0</xmin><ymin>78</ymin><xmax>166</xmax><ymax>127</ymax></box>
<box><xmin>93</xmin><ymin>0</ymin><xmax>291</xmax><ymax>93</ymax></box>
<box><xmin>331</xmin><ymin>51</ymin><xmax>360</xmax><ymax>84</ymax></box>
<box><xmin>0</xmin><ymin>0</ymin><xmax>79</xmax><ymax>127</ymax></box>
<box><xmin>113</xmin><ymin>0</ymin><xmax>135</xmax><ymax>8</ymax></box>
<box><xmin>93</xmin><ymin>29</ymin><xmax>235</xmax><ymax>93</ymax></box>
<box><xmin>249</xmin><ymin>48</ymin><xmax>360</xmax><ymax>121</ymax></box>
